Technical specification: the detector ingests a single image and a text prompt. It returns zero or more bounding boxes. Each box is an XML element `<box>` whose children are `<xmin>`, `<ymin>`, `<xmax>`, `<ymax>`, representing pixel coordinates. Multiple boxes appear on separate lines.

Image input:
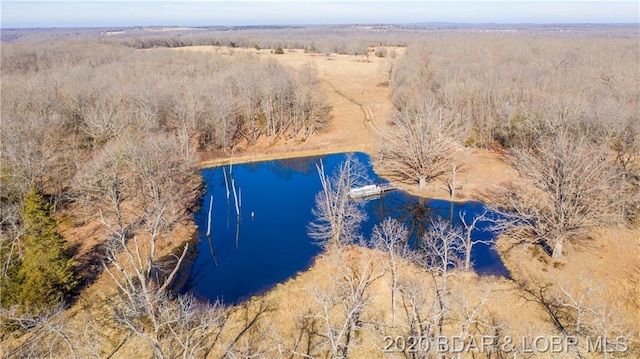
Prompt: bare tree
<box><xmin>516</xmin><ymin>278</ymin><xmax>637</xmax><ymax>358</ymax></box>
<box><xmin>396</xmin><ymin>276</ymin><xmax>447</xmax><ymax>354</ymax></box>
<box><xmin>555</xmin><ymin>280</ymin><xmax>637</xmax><ymax>356</ymax></box>
<box><xmin>441</xmin><ymin>163</ymin><xmax>468</xmax><ymax>221</ymax></box>
<box><xmin>308</xmin><ymin>154</ymin><xmax>370</xmax><ymax>248</ymax></box>
<box><xmin>160</xmin><ymin>295</ymin><xmax>228</xmax><ymax>359</ymax></box>
<box><xmin>111</xmin><ymin>290</ymin><xmax>228</xmax><ymax>359</ymax></box>
<box><xmin>0</xmin><ymin>112</ymin><xmax>64</xmax><ymax>192</ymax></box>
<box><xmin>72</xmin><ymin>133</ymin><xmax>205</xmax><ymax>357</ymax></box>
<box><xmin>234</xmin><ymin>64</ymin><xmax>264</xmax><ymax>145</ymax></box>
<box><xmin>73</xmin><ymin>134</ymin><xmax>198</xmax><ymax>298</ymax></box>
<box><xmin>441</xmin><ymin>163</ymin><xmax>467</xmax><ymax>203</ymax></box>
<box><xmin>376</xmin><ymin>58</ymin><xmax>395</xmax><ymax>86</ymax></box>
<box><xmin>292</xmin><ymin>62</ymin><xmax>331</xmax><ymax>139</ymax></box>
<box><xmin>458</xmin><ymin>210</ymin><xmax>491</xmax><ymax>271</ymax></box>
<box><xmin>167</xmin><ymin>88</ymin><xmax>206</xmax><ymax>157</ymax></box>
<box><xmin>209</xmin><ymin>87</ymin><xmax>239</xmax><ymax>151</ymax></box>
<box><xmin>389</xmin><ymin>45</ymin><xmax>439</xmax><ymax>111</ymax></box>
<box><xmin>370</xmin><ymin>218</ymin><xmax>413</xmax><ymax>326</ymax></box>
<box><xmin>495</xmin><ymin>133</ymin><xmax>618</xmax><ymax>259</ymax></box>
<box><xmin>80</xmin><ymin>93</ymin><xmax>130</xmax><ymax>146</ymax></box>
<box><xmin>611</xmin><ymin>117</ymin><xmax>639</xmax><ymax>176</ymax></box>
<box><xmin>0</xmin><ymin>175</ymin><xmax>26</xmax><ymax>286</ymax></box>
<box><xmin>421</xmin><ymin>218</ymin><xmax>463</xmax><ymax>293</ymax></box>
<box><xmin>310</xmin><ymin>248</ymin><xmax>384</xmax><ymax>358</ymax></box>
<box><xmin>610</xmin><ymin>117</ymin><xmax>640</xmax><ymax>223</ymax></box>
<box><xmin>453</xmin><ymin>288</ymin><xmax>490</xmax><ymax>336</ymax></box>
<box><xmin>379</xmin><ymin>104</ymin><xmax>459</xmax><ymax>189</ymax></box>
<box><xmin>0</xmin><ymin>302</ymin><xmax>76</xmax><ymax>359</ymax></box>
<box><xmin>395</xmin><ymin>275</ymin><xmax>513</xmax><ymax>358</ymax></box>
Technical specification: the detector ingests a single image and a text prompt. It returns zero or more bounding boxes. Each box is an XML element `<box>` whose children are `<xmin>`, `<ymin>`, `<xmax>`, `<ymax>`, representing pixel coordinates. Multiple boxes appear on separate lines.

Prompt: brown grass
<box><xmin>498</xmin><ymin>227</ymin><xmax>640</xmax><ymax>334</ymax></box>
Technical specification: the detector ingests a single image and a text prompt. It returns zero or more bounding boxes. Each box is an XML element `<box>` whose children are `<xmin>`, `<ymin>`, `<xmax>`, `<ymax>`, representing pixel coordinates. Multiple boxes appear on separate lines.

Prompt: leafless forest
<box><xmin>381</xmin><ymin>32</ymin><xmax>639</xmax><ymax>258</ymax></box>
<box><xmin>1</xmin><ymin>25</ymin><xmax>639</xmax><ymax>358</ymax></box>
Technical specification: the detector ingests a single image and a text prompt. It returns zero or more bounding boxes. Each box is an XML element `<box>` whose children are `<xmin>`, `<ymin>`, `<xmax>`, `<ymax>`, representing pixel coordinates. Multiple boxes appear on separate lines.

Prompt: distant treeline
<box><xmin>118</xmin><ymin>33</ymin><xmax>408</xmax><ymax>56</ymax></box>
<box><xmin>3</xmin><ymin>23</ymin><xmax>637</xmax><ymax>45</ymax></box>
<box><xmin>390</xmin><ymin>32</ymin><xmax>638</xmax><ymax>151</ymax></box>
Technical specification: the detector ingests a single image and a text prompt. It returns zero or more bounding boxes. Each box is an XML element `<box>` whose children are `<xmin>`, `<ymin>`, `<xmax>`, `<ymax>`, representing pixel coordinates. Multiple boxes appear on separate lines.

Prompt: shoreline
<box><xmin>199</xmin><ymin>145</ymin><xmax>372</xmax><ymax>169</ymax></box>
<box><xmin>197</xmin><ymin>146</ymin><xmax>500</xmax><ymax>204</ymax></box>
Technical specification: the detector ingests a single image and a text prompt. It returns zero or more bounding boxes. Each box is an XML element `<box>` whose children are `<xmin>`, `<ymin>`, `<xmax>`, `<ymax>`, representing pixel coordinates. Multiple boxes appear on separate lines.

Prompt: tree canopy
<box><xmin>4</xmin><ymin>188</ymin><xmax>77</xmax><ymax>310</ymax></box>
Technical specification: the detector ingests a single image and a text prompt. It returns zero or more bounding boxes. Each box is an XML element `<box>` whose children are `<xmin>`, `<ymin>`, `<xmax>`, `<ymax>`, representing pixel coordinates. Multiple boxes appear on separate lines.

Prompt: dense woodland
<box><xmin>1</xmin><ymin>25</ymin><xmax>639</xmax><ymax>357</ymax></box>
<box><xmin>381</xmin><ymin>33</ymin><xmax>639</xmax><ymax>258</ymax></box>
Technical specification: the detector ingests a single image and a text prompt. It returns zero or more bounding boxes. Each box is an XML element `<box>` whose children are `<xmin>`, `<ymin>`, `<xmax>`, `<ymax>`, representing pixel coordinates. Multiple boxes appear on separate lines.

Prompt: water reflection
<box><xmin>361</xmin><ymin>189</ymin><xmax>509</xmax><ymax>277</ymax></box>
<box><xmin>378</xmin><ymin>195</ymin><xmax>433</xmax><ymax>250</ymax></box>
<box><xmin>182</xmin><ymin>152</ymin><xmax>508</xmax><ymax>305</ymax></box>
<box><xmin>244</xmin><ymin>155</ymin><xmax>323</xmax><ymax>181</ymax></box>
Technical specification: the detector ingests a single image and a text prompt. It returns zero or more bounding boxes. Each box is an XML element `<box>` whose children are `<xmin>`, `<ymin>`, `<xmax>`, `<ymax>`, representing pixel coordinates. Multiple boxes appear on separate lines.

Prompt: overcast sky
<box><xmin>2</xmin><ymin>1</ymin><xmax>638</xmax><ymax>28</ymax></box>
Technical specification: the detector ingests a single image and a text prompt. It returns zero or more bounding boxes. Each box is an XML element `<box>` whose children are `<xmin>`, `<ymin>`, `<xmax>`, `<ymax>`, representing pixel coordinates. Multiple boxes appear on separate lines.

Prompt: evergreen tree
<box><xmin>12</xmin><ymin>188</ymin><xmax>77</xmax><ymax>309</ymax></box>
<box><xmin>0</xmin><ymin>255</ymin><xmax>20</xmax><ymax>308</ymax></box>
<box><xmin>0</xmin><ymin>169</ymin><xmax>24</xmax><ymax>308</ymax></box>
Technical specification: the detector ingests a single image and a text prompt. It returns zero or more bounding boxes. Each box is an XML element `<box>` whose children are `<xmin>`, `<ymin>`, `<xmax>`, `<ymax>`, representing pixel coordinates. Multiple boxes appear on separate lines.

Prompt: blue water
<box><xmin>181</xmin><ymin>152</ymin><xmax>508</xmax><ymax>305</ymax></box>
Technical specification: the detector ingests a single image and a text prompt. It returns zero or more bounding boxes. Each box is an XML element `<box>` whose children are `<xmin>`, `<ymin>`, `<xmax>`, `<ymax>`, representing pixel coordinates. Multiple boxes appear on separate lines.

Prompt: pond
<box><xmin>181</xmin><ymin>152</ymin><xmax>509</xmax><ymax>305</ymax></box>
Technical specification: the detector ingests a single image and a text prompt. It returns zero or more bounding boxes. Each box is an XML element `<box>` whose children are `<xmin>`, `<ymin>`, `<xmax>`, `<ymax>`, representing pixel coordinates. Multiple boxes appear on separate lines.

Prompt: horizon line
<box><xmin>3</xmin><ymin>21</ymin><xmax>639</xmax><ymax>30</ymax></box>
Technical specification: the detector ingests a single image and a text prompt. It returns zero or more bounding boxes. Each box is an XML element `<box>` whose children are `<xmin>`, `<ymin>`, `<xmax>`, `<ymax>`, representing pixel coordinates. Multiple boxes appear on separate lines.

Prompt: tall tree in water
<box><xmin>308</xmin><ymin>154</ymin><xmax>369</xmax><ymax>248</ymax></box>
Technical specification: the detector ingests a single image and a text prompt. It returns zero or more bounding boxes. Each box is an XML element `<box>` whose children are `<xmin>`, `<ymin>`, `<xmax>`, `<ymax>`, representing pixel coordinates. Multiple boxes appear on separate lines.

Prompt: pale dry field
<box><xmin>498</xmin><ymin>227</ymin><xmax>640</xmax><ymax>332</ymax></box>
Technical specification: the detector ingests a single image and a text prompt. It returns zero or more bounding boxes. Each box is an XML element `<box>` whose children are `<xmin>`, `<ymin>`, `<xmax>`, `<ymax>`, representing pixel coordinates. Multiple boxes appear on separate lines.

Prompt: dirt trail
<box><xmin>321</xmin><ymin>79</ymin><xmax>382</xmax><ymax>137</ymax></box>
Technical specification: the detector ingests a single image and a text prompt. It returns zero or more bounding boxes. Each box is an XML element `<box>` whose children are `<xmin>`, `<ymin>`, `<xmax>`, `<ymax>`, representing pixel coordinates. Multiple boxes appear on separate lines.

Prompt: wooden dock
<box><xmin>348</xmin><ymin>183</ymin><xmax>397</xmax><ymax>199</ymax></box>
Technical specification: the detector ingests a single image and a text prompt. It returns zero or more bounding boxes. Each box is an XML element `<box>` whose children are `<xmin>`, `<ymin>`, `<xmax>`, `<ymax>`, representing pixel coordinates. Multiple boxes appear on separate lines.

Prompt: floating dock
<box><xmin>348</xmin><ymin>183</ymin><xmax>397</xmax><ymax>199</ymax></box>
